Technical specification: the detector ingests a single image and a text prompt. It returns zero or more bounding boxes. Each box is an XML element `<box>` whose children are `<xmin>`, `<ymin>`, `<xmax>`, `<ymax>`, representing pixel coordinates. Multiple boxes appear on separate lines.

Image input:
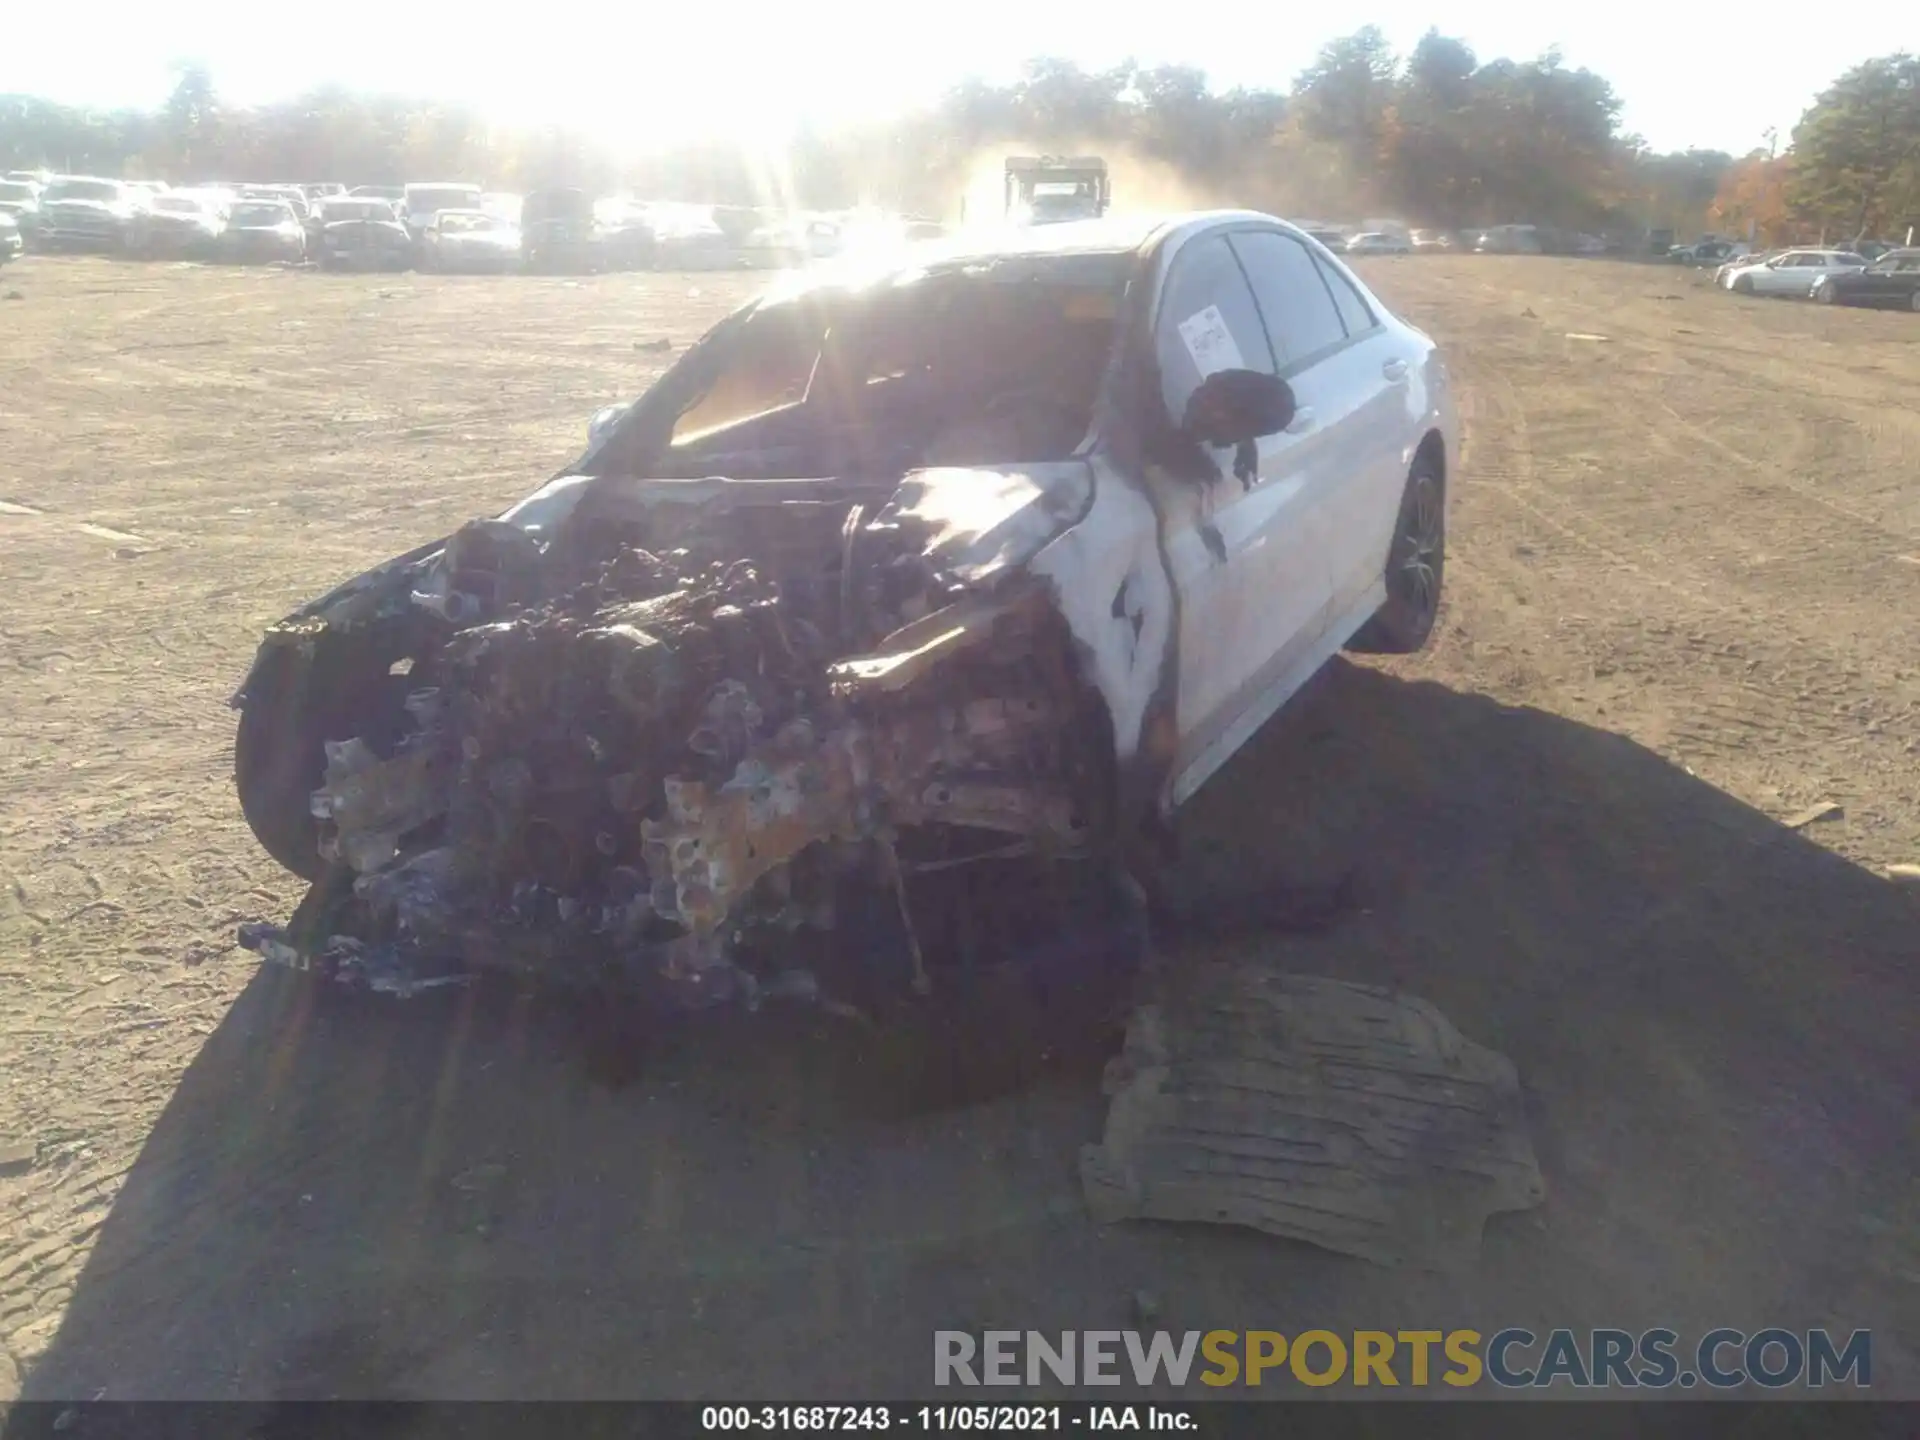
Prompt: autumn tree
<box><xmin>1711</xmin><ymin>154</ymin><xmax>1794</xmax><ymax>242</ymax></box>
<box><xmin>1788</xmin><ymin>53</ymin><xmax>1920</xmax><ymax>238</ymax></box>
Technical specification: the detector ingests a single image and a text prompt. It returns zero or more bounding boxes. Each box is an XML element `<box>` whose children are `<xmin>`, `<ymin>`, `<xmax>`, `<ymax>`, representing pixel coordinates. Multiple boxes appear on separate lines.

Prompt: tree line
<box><xmin>3</xmin><ymin>36</ymin><xmax>1916</xmax><ymax>242</ymax></box>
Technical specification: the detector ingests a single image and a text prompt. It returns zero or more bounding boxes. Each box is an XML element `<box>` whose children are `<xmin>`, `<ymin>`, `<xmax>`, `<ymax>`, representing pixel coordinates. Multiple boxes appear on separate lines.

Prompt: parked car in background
<box><xmin>1810</xmin><ymin>248</ymin><xmax>1920</xmax><ymax>309</ymax></box>
<box><xmin>1409</xmin><ymin>229</ymin><xmax>1456</xmax><ymax>252</ymax></box>
<box><xmin>594</xmin><ymin>198</ymin><xmax>660</xmax><ymax>270</ymax></box>
<box><xmin>36</xmin><ymin>176</ymin><xmax>149</xmax><ymax>251</ymax></box>
<box><xmin>1670</xmin><ymin>238</ymin><xmax>1747</xmax><ymax>266</ymax></box>
<box><xmin>128</xmin><ymin>192</ymin><xmax>226</xmax><ymax>258</ymax></box>
<box><xmin>217</xmin><ymin>200</ymin><xmax>307</xmax><ymax>264</ymax></box>
<box><xmin>301</xmin><ymin>183</ymin><xmax>346</xmax><ymax>204</ymax></box>
<box><xmin>1474</xmin><ymin>225</ymin><xmax>1543</xmax><ymax>254</ymax></box>
<box><xmin>1720</xmin><ymin>249</ymin><xmax>1868</xmax><ymax>297</ymax></box>
<box><xmin>1714</xmin><ymin>250</ymin><xmax>1779</xmax><ymax>286</ymax></box>
<box><xmin>1303</xmin><ymin>227</ymin><xmax>1348</xmax><ymax>250</ymax></box>
<box><xmin>419</xmin><ymin>209</ymin><xmax>521</xmax><ymax>272</ymax></box>
<box><xmin>0</xmin><ymin>212</ymin><xmax>21</xmax><ymax>263</ymax></box>
<box><xmin>314</xmin><ymin>197</ymin><xmax>414</xmax><ymax>270</ymax></box>
<box><xmin>241</xmin><ymin>184</ymin><xmax>309</xmax><ymax>217</ymax></box>
<box><xmin>0</xmin><ymin>180</ymin><xmax>42</xmax><ymax>241</ymax></box>
<box><xmin>649</xmin><ymin>203</ymin><xmax>736</xmax><ymax>269</ymax></box>
<box><xmin>1346</xmin><ymin>231</ymin><xmax>1411</xmax><ymax>256</ymax></box>
<box><xmin>402</xmin><ymin>182</ymin><xmax>483</xmax><ymax>237</ymax></box>
<box><xmin>349</xmin><ymin>184</ymin><xmax>406</xmax><ymax>204</ymax></box>
<box><xmin>520</xmin><ymin>188</ymin><xmax>603</xmax><ymax>272</ymax></box>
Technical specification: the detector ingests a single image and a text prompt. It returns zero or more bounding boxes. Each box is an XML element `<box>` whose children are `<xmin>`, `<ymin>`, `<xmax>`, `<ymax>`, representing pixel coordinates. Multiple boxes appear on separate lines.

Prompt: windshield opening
<box><xmin>664</xmin><ymin>257</ymin><xmax>1129</xmax><ymax>470</ymax></box>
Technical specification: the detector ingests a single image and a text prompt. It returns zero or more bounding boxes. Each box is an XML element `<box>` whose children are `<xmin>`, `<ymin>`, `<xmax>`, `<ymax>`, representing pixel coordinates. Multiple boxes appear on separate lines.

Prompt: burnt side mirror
<box><xmin>1180</xmin><ymin>369</ymin><xmax>1297</xmax><ymax>449</ymax></box>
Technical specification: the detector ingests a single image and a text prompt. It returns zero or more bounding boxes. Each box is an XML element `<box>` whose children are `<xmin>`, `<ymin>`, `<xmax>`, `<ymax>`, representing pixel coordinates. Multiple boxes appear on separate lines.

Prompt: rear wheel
<box><xmin>1909</xmin><ymin>290</ymin><xmax>1920</xmax><ymax>313</ymax></box>
<box><xmin>1347</xmin><ymin>456</ymin><xmax>1445</xmax><ymax>655</ymax></box>
<box><xmin>1733</xmin><ymin>274</ymin><xmax>1754</xmax><ymax>295</ymax></box>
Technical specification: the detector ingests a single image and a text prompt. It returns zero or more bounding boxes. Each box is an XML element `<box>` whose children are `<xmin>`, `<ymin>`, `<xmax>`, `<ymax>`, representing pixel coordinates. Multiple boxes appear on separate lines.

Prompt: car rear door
<box><xmin>1148</xmin><ymin>230</ymin><xmax>1335</xmax><ymax>798</ymax></box>
<box><xmin>1229</xmin><ymin>228</ymin><xmax>1409</xmax><ymax>631</ymax></box>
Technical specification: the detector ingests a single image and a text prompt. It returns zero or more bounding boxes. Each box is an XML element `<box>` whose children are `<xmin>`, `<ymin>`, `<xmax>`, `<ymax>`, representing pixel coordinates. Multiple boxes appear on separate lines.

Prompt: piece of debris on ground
<box><xmin>1783</xmin><ymin>801</ymin><xmax>1843</xmax><ymax>829</ymax></box>
<box><xmin>1080</xmin><ymin>967</ymin><xmax>1545</xmax><ymax>1271</ymax></box>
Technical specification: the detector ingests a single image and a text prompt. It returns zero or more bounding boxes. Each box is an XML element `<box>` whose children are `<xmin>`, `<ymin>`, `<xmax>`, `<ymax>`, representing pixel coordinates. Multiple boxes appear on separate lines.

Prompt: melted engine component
<box><xmin>291</xmin><ymin>499</ymin><xmax>1108</xmax><ymax>1008</ymax></box>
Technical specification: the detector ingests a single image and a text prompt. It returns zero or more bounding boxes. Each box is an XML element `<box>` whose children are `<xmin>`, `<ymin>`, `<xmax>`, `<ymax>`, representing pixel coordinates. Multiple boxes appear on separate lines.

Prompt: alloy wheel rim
<box><xmin>1398</xmin><ymin>478</ymin><xmax>1442</xmax><ymax>618</ymax></box>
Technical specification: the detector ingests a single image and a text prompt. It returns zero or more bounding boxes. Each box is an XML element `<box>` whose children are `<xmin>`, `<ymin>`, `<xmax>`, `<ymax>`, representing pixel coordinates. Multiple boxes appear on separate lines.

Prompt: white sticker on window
<box><xmin>1176</xmin><ymin>304</ymin><xmax>1246</xmax><ymax>377</ymax></box>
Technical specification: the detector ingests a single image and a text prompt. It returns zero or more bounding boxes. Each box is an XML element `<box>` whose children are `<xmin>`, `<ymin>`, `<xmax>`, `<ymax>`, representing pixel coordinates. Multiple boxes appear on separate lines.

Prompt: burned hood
<box><xmin>871</xmin><ymin>464</ymin><xmax>1094</xmax><ymax>587</ymax></box>
<box><xmin>238</xmin><ymin>461</ymin><xmax>1097</xmax><ymax>698</ymax></box>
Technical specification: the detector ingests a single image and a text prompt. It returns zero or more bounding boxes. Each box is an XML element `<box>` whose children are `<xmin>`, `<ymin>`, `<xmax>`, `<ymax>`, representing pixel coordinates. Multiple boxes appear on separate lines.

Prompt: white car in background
<box><xmin>231</xmin><ymin>211</ymin><xmax>1461</xmax><ymax>1003</ymax></box>
<box><xmin>1346</xmin><ymin>232</ymin><xmax>1411</xmax><ymax>256</ymax></box>
<box><xmin>1720</xmin><ymin>249</ymin><xmax>1869</xmax><ymax>297</ymax></box>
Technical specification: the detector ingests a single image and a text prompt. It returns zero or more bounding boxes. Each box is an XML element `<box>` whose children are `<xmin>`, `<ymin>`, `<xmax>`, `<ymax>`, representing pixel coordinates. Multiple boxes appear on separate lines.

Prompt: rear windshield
<box><xmin>231</xmin><ymin>204</ymin><xmax>289</xmax><ymax>226</ymax></box>
<box><xmin>153</xmin><ymin>196</ymin><xmax>205</xmax><ymax>214</ymax></box>
<box><xmin>324</xmin><ymin>201</ymin><xmax>395</xmax><ymax>221</ymax></box>
<box><xmin>0</xmin><ymin>183</ymin><xmax>34</xmax><ymax>201</ymax></box>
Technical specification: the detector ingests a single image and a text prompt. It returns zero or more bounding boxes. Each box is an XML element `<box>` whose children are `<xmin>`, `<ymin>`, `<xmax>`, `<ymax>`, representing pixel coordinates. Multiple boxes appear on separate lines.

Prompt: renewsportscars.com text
<box><xmin>933</xmin><ymin>1328</ymin><xmax>1871</xmax><ymax>1389</ymax></box>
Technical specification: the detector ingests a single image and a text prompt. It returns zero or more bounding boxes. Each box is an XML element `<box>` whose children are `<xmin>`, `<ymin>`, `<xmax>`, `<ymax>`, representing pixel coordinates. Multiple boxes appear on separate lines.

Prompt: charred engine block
<box><xmin>296</xmin><ymin>501</ymin><xmax>1110</xmax><ymax>1007</ymax></box>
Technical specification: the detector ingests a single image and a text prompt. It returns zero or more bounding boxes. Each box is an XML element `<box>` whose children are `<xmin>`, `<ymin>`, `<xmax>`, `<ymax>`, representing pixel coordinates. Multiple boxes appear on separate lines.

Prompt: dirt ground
<box><xmin>1</xmin><ymin>254</ymin><xmax>1916</xmax><ymax>1403</ymax></box>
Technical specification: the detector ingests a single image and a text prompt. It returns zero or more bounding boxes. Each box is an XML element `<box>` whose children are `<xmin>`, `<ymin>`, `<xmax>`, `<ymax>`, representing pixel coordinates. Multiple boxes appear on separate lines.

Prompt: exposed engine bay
<box><xmin>237</xmin><ymin>259</ymin><xmax>1150</xmax><ymax>1011</ymax></box>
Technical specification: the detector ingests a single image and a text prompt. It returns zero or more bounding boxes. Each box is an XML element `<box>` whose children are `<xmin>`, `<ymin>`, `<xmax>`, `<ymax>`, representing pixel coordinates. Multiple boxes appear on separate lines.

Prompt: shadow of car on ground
<box><xmin>14</xmin><ymin>660</ymin><xmax>1918</xmax><ymax>1405</ymax></box>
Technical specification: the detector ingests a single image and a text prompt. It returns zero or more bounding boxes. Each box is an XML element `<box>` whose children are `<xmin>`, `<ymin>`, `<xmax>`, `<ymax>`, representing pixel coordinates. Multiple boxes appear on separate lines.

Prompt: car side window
<box><xmin>1226</xmin><ymin>230</ymin><xmax>1351</xmax><ymax>371</ymax></box>
<box><xmin>1153</xmin><ymin>234</ymin><xmax>1278</xmax><ymax>425</ymax></box>
<box><xmin>1310</xmin><ymin>252</ymin><xmax>1376</xmax><ymax>337</ymax></box>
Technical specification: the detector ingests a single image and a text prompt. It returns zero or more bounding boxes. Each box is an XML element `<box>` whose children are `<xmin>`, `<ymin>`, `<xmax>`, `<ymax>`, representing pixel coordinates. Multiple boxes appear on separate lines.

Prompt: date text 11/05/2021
<box><xmin>702</xmin><ymin>1407</ymin><xmax>1192</xmax><ymax>1431</ymax></box>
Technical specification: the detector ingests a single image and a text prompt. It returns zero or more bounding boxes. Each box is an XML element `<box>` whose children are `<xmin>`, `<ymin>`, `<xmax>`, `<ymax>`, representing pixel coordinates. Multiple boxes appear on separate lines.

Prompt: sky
<box><xmin>1</xmin><ymin>0</ymin><xmax>1906</xmax><ymax>158</ymax></box>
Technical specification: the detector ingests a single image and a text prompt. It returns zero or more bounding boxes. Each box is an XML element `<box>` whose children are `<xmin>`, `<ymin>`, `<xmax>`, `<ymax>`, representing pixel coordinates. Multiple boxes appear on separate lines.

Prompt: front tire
<box><xmin>1347</xmin><ymin>458</ymin><xmax>1445</xmax><ymax>655</ymax></box>
<box><xmin>234</xmin><ymin>636</ymin><xmax>413</xmax><ymax>880</ymax></box>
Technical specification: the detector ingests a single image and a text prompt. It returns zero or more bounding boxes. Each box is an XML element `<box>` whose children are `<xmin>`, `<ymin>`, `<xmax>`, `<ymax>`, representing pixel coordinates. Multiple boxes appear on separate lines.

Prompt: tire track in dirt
<box><xmin>1443</xmin><ymin>340</ymin><xmax>1917</xmax><ymax>851</ymax></box>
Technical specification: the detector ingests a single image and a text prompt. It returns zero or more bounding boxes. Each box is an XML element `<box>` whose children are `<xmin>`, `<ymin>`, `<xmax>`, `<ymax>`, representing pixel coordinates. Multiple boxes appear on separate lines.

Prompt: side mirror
<box><xmin>588</xmin><ymin>403</ymin><xmax>628</xmax><ymax>447</ymax></box>
<box><xmin>1180</xmin><ymin>369</ymin><xmax>1297</xmax><ymax>448</ymax></box>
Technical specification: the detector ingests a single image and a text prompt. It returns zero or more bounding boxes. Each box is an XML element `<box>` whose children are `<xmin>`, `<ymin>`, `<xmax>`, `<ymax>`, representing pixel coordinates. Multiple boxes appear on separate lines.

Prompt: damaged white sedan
<box><xmin>232</xmin><ymin>212</ymin><xmax>1457</xmax><ymax>1008</ymax></box>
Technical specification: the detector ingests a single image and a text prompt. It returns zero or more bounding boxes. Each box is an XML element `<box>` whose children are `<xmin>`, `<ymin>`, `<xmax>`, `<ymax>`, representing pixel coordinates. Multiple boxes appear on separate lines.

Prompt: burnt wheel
<box><xmin>1347</xmin><ymin>455</ymin><xmax>1445</xmax><ymax>655</ymax></box>
<box><xmin>234</xmin><ymin>639</ymin><xmax>413</xmax><ymax>881</ymax></box>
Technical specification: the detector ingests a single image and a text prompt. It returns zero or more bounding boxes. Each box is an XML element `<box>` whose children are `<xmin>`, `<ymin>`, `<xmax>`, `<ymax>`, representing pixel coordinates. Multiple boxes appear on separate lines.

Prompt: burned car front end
<box><xmin>233</xmin><ymin>247</ymin><xmax>1165</xmax><ymax>1010</ymax></box>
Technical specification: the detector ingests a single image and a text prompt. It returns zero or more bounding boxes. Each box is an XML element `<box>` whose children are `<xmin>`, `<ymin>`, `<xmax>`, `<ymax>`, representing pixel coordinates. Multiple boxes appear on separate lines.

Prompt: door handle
<box><xmin>1285</xmin><ymin>407</ymin><xmax>1316</xmax><ymax>434</ymax></box>
<box><xmin>1382</xmin><ymin>358</ymin><xmax>1410</xmax><ymax>382</ymax></box>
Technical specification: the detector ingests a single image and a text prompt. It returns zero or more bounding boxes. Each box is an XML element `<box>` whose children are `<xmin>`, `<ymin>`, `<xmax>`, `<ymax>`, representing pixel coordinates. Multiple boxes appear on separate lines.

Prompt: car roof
<box><xmin>788</xmin><ymin>209</ymin><xmax>1292</xmax><ymax>290</ymax></box>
